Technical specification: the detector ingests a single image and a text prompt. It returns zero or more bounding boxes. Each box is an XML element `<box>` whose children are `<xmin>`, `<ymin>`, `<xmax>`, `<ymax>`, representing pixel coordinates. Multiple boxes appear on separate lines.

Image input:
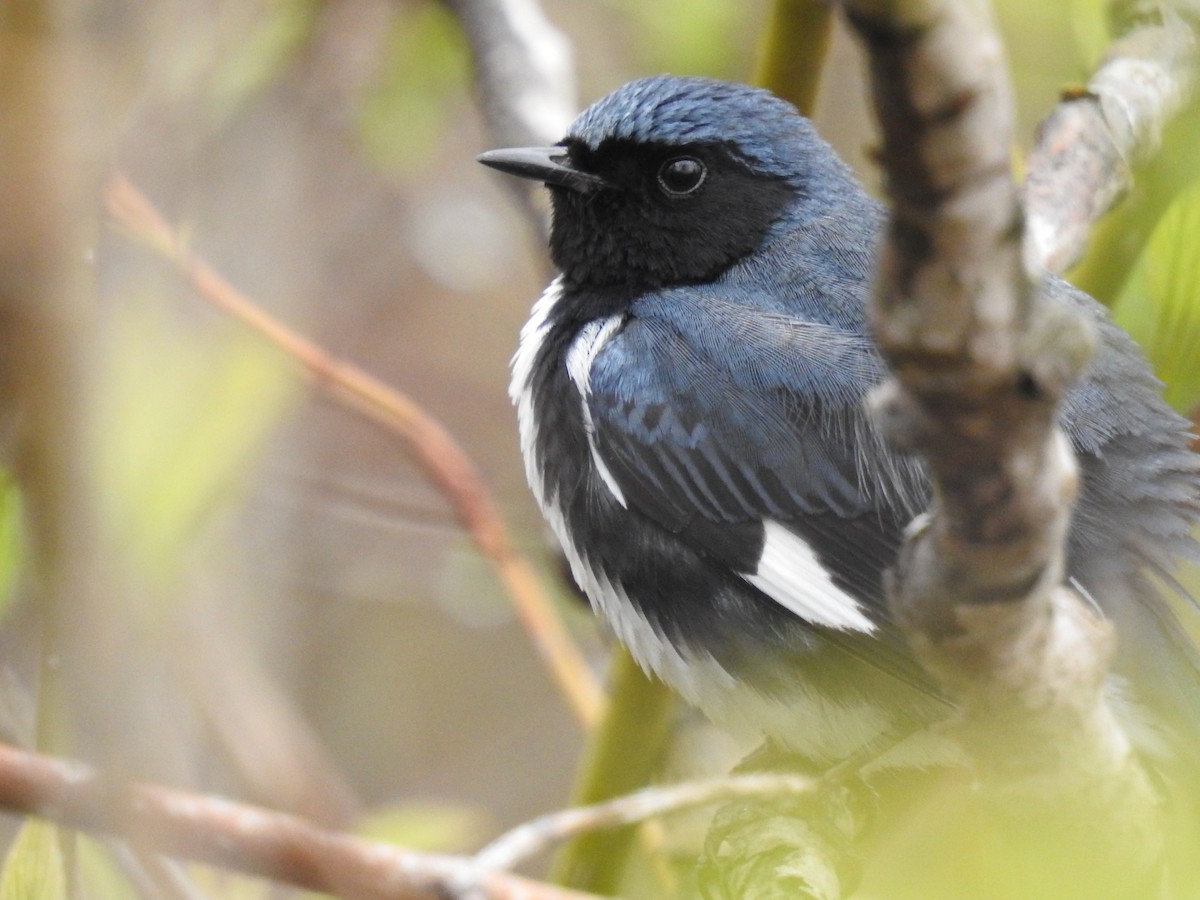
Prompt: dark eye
<box><xmin>657</xmin><ymin>157</ymin><xmax>706</xmax><ymax>197</ymax></box>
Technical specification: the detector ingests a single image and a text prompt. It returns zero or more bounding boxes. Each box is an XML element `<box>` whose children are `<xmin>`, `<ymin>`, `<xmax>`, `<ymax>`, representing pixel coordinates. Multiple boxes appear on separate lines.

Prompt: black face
<box><xmin>548</xmin><ymin>139</ymin><xmax>796</xmax><ymax>290</ymax></box>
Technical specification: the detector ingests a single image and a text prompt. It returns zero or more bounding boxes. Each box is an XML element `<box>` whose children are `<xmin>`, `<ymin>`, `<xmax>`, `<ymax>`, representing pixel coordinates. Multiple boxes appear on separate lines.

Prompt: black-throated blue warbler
<box><xmin>479</xmin><ymin>75</ymin><xmax>1200</xmax><ymax>769</ymax></box>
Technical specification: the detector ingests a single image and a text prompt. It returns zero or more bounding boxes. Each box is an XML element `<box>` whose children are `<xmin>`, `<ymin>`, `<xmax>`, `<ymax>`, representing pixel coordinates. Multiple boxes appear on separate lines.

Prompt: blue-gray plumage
<box><xmin>480</xmin><ymin>75</ymin><xmax>1200</xmax><ymax>768</ymax></box>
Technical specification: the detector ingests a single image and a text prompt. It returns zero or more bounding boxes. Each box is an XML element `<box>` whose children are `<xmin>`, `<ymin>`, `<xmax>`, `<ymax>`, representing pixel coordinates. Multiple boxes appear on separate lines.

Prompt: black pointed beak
<box><xmin>477</xmin><ymin>146</ymin><xmax>609</xmax><ymax>194</ymax></box>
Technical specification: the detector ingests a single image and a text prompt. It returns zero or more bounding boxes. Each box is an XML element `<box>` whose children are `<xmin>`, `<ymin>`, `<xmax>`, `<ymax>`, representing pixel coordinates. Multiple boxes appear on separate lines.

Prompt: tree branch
<box><xmin>0</xmin><ymin>742</ymin><xmax>606</xmax><ymax>900</ymax></box>
<box><xmin>443</xmin><ymin>0</ymin><xmax>574</xmax><ymax>148</ymax></box>
<box><xmin>841</xmin><ymin>0</ymin><xmax>1166</xmax><ymax>895</ymax></box>
<box><xmin>1025</xmin><ymin>1</ymin><xmax>1200</xmax><ymax>274</ymax></box>
<box><xmin>444</xmin><ymin>0</ymin><xmax>576</xmax><ymax>241</ymax></box>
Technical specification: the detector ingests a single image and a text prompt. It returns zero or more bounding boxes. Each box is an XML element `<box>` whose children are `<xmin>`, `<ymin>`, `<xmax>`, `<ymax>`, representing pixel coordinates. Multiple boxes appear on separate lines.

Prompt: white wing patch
<box><xmin>565</xmin><ymin>314</ymin><xmax>627</xmax><ymax>507</ymax></box>
<box><xmin>745</xmin><ymin>520</ymin><xmax>875</xmax><ymax>632</ymax></box>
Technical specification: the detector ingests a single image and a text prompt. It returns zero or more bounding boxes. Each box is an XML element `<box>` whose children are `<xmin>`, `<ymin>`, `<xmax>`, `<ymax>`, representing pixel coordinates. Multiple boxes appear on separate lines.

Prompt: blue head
<box><xmin>480</xmin><ymin>75</ymin><xmax>869</xmax><ymax>290</ymax></box>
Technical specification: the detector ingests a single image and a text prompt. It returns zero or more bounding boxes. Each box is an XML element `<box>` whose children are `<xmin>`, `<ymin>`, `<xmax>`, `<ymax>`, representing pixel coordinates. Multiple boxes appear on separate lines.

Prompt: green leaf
<box><xmin>1112</xmin><ymin>177</ymin><xmax>1200</xmax><ymax>413</ymax></box>
<box><xmin>76</xmin><ymin>837</ymin><xmax>139</xmax><ymax>900</ymax></box>
<box><xmin>1068</xmin><ymin>0</ymin><xmax>1109</xmax><ymax>69</ymax></box>
<box><xmin>96</xmin><ymin>304</ymin><xmax>296</xmax><ymax>591</ymax></box>
<box><xmin>753</xmin><ymin>0</ymin><xmax>833</xmax><ymax>117</ymax></box>
<box><xmin>0</xmin><ymin>820</ymin><xmax>67</xmax><ymax>900</ymax></box>
<box><xmin>206</xmin><ymin>0</ymin><xmax>320</xmax><ymax>120</ymax></box>
<box><xmin>610</xmin><ymin>0</ymin><xmax>754</xmax><ymax>78</ymax></box>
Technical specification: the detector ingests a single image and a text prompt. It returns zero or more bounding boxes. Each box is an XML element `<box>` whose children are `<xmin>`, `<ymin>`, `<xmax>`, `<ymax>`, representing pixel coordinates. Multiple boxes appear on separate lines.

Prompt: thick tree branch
<box><xmin>841</xmin><ymin>0</ymin><xmax>1165</xmax><ymax>895</ymax></box>
<box><xmin>1025</xmin><ymin>2</ymin><xmax>1200</xmax><ymax>273</ymax></box>
<box><xmin>0</xmin><ymin>742</ymin><xmax>605</xmax><ymax>900</ymax></box>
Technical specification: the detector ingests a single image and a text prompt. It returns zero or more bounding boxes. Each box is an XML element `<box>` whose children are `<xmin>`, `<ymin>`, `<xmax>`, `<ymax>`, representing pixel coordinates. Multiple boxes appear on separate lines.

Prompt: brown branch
<box><xmin>0</xmin><ymin>742</ymin><xmax>606</xmax><ymax>900</ymax></box>
<box><xmin>841</xmin><ymin>0</ymin><xmax>1165</xmax><ymax>896</ymax></box>
<box><xmin>1024</xmin><ymin>2</ymin><xmax>1200</xmax><ymax>274</ymax></box>
<box><xmin>102</xmin><ymin>173</ymin><xmax>604</xmax><ymax>730</ymax></box>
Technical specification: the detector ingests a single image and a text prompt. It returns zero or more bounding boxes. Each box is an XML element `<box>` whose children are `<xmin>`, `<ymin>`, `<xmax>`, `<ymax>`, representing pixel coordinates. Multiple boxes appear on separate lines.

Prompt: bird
<box><xmin>478</xmin><ymin>74</ymin><xmax>1200</xmax><ymax>771</ymax></box>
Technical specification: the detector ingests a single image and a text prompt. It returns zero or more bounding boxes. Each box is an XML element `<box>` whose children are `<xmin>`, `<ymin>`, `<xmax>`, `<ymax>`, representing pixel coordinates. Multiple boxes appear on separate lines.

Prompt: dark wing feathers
<box><xmin>587</xmin><ymin>288</ymin><xmax>923</xmax><ymax>594</ymax></box>
<box><xmin>1052</xmin><ymin>279</ymin><xmax>1200</xmax><ymax>582</ymax></box>
<box><xmin>587</xmin><ymin>302</ymin><xmax>940</xmax><ymax>702</ymax></box>
<box><xmin>582</xmin><ymin>277</ymin><xmax>1200</xmax><ymax>745</ymax></box>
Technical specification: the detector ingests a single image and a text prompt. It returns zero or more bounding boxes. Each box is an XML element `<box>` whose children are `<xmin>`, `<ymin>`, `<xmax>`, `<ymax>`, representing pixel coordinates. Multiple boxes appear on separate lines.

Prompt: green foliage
<box><xmin>1068</xmin><ymin>100</ymin><xmax>1200</xmax><ymax>307</ymax></box>
<box><xmin>552</xmin><ymin>649</ymin><xmax>677</xmax><ymax>895</ymax></box>
<box><xmin>1068</xmin><ymin>0</ymin><xmax>1110</xmax><ymax>69</ymax></box>
<box><xmin>0</xmin><ymin>820</ymin><xmax>67</xmax><ymax>900</ymax></box>
<box><xmin>608</xmin><ymin>0</ymin><xmax>755</xmax><ymax>78</ymax></box>
<box><xmin>154</xmin><ymin>0</ymin><xmax>320</xmax><ymax>124</ymax></box>
<box><xmin>991</xmin><ymin>0</ymin><xmax>1094</xmax><ymax>153</ymax></box>
<box><xmin>0</xmin><ymin>471</ymin><xmax>24</xmax><ymax>622</ymax></box>
<box><xmin>1112</xmin><ymin>177</ymin><xmax>1200</xmax><ymax>413</ymax></box>
<box><xmin>358</xmin><ymin>3</ymin><xmax>468</xmax><ymax>174</ymax></box>
<box><xmin>75</xmin><ymin>837</ymin><xmax>139</xmax><ymax>900</ymax></box>
<box><xmin>205</xmin><ymin>0</ymin><xmax>320</xmax><ymax>120</ymax></box>
<box><xmin>96</xmin><ymin>304</ymin><xmax>295</xmax><ymax>591</ymax></box>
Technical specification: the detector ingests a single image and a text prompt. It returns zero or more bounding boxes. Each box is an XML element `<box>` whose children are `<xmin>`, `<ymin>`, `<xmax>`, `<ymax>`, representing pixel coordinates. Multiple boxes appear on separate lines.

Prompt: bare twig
<box><xmin>0</xmin><ymin>742</ymin><xmax>608</xmax><ymax>900</ymax></box>
<box><xmin>475</xmin><ymin>772</ymin><xmax>814</xmax><ymax>872</ymax></box>
<box><xmin>841</xmin><ymin>0</ymin><xmax>1164</xmax><ymax>895</ymax></box>
<box><xmin>102</xmin><ymin>174</ymin><xmax>604</xmax><ymax>729</ymax></box>
<box><xmin>1025</xmin><ymin>1</ymin><xmax>1200</xmax><ymax>274</ymax></box>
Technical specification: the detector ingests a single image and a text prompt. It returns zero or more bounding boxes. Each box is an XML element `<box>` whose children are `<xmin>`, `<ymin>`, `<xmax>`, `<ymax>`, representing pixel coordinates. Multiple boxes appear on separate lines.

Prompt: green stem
<box><xmin>550</xmin><ymin>648</ymin><xmax>676</xmax><ymax>894</ymax></box>
<box><xmin>753</xmin><ymin>0</ymin><xmax>834</xmax><ymax>117</ymax></box>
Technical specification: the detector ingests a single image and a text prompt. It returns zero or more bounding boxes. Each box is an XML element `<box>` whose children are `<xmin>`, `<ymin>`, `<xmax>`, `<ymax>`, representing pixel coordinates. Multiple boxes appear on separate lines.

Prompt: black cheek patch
<box><xmin>549</xmin><ymin>141</ymin><xmax>797</xmax><ymax>289</ymax></box>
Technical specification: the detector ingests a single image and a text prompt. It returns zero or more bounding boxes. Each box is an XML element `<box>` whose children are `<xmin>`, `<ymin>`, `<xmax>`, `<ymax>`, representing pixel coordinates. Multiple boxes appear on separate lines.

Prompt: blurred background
<box><xmin>1</xmin><ymin>0</ymin><xmax>1198</xmax><ymax>895</ymax></box>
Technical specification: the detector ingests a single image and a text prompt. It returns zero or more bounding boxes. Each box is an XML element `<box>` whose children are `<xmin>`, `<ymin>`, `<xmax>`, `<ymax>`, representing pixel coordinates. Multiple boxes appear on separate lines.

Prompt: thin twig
<box><xmin>0</xmin><ymin>742</ymin><xmax>608</xmax><ymax>900</ymax></box>
<box><xmin>474</xmin><ymin>772</ymin><xmax>815</xmax><ymax>873</ymax></box>
<box><xmin>102</xmin><ymin>173</ymin><xmax>604</xmax><ymax>729</ymax></box>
